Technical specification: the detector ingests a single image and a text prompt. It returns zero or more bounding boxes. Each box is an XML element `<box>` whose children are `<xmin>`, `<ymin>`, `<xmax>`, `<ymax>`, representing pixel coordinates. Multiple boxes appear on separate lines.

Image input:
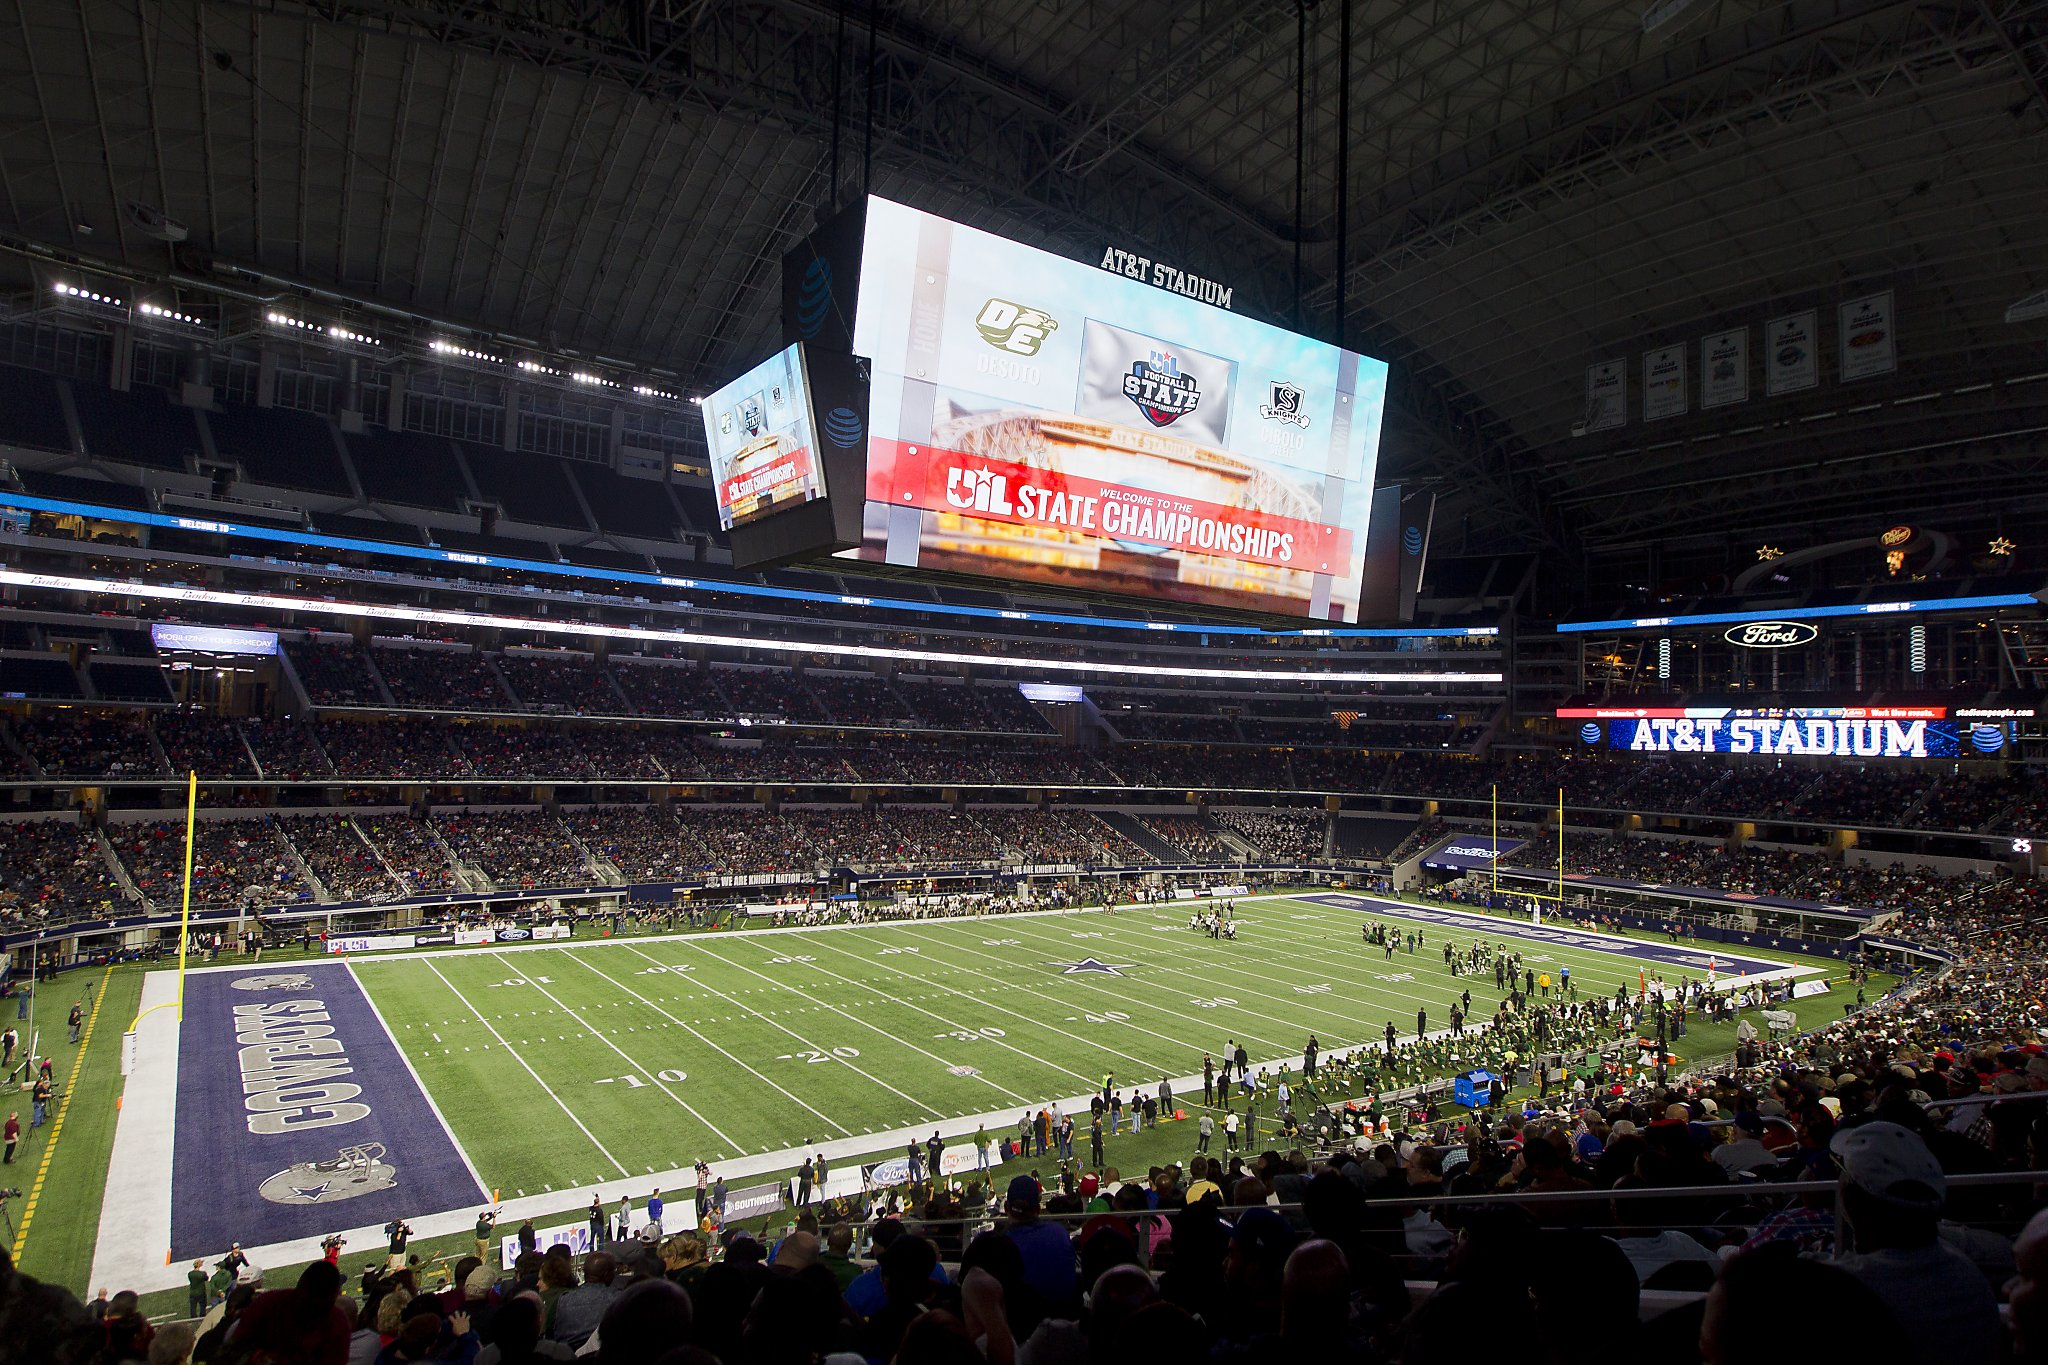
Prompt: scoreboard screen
<box><xmin>838</xmin><ymin>197</ymin><xmax>1390</xmax><ymax>621</ymax></box>
<box><xmin>701</xmin><ymin>343</ymin><xmax>827</xmax><ymax>532</ymax></box>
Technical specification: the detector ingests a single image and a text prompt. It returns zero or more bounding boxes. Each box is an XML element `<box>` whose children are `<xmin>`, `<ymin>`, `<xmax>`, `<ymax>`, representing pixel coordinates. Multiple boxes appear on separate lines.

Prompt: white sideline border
<box><xmin>92</xmin><ymin>891</ymin><xmax>1829</xmax><ymax>1295</ymax></box>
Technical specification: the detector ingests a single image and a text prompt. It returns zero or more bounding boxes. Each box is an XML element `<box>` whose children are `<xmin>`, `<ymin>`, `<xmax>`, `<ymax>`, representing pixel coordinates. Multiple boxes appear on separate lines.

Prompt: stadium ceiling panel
<box><xmin>0</xmin><ymin>0</ymin><xmax>2042</xmax><ymax>562</ymax></box>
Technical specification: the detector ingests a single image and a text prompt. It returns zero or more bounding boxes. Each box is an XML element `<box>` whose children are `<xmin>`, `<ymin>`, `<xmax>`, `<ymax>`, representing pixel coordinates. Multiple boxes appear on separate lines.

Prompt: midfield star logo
<box><xmin>1259</xmin><ymin>380</ymin><xmax>1310</xmax><ymax>427</ymax></box>
<box><xmin>974</xmin><ymin>298</ymin><xmax>1058</xmax><ymax>356</ymax></box>
<box><xmin>1052</xmin><ymin>957</ymin><xmax>1132</xmax><ymax>976</ymax></box>
<box><xmin>1121</xmin><ymin>351</ymin><xmax>1201</xmax><ymax>426</ymax></box>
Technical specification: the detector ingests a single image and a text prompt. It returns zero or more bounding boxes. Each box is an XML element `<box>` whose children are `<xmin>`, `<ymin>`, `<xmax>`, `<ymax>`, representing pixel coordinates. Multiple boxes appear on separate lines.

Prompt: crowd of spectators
<box><xmin>1215</xmin><ymin>808</ymin><xmax>1327</xmax><ymax>860</ymax></box>
<box><xmin>105</xmin><ymin>817</ymin><xmax>314</xmax><ymax>909</ymax></box>
<box><xmin>13</xmin><ymin>712</ymin><xmax>165</xmax><ymax>778</ymax></box>
<box><xmin>357</xmin><ymin>815</ymin><xmax>461</xmax><ymax>894</ymax></box>
<box><xmin>239</xmin><ymin>717</ymin><xmax>335</xmax><ymax>781</ymax></box>
<box><xmin>806</xmin><ymin>673</ymin><xmax>912</xmax><ymax>726</ymax></box>
<box><xmin>0</xmin><ymin>818</ymin><xmax>128</xmax><ymax>924</ymax></box>
<box><xmin>1135</xmin><ymin>814</ymin><xmax>1230</xmax><ymax>858</ymax></box>
<box><xmin>284</xmin><ymin>639</ymin><xmax>384</xmax><ymax>706</ymax></box>
<box><xmin>434</xmin><ymin>811</ymin><xmax>596</xmax><ymax>889</ymax></box>
<box><xmin>497</xmin><ymin>653</ymin><xmax>627</xmax><ymax>715</ymax></box>
<box><xmin>277</xmin><ymin>814</ymin><xmax>399</xmax><ymax>901</ymax></box>
<box><xmin>374</xmin><ymin>647</ymin><xmax>512</xmax><ymax>711</ymax></box>
<box><xmin>569</xmin><ymin>806</ymin><xmax>711</xmax><ymax>881</ymax></box>
<box><xmin>152</xmin><ymin>713</ymin><xmax>258</xmax><ymax>779</ymax></box>
<box><xmin>610</xmin><ymin>661</ymin><xmax>731</xmax><ymax>718</ymax></box>
<box><xmin>716</xmin><ymin>669</ymin><xmax>829</xmax><ymax>723</ymax></box>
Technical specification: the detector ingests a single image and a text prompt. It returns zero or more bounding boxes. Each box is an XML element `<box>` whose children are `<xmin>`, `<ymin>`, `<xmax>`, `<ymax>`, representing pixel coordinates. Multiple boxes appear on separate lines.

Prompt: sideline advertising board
<box><xmin>840</xmin><ymin>196</ymin><xmax>1389</xmax><ymax>620</ymax></box>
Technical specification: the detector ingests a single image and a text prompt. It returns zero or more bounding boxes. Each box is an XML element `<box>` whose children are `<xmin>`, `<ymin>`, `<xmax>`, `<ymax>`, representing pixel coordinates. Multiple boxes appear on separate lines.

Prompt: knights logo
<box><xmin>1259</xmin><ymin>380</ymin><xmax>1310</xmax><ymax>428</ymax></box>
<box><xmin>1120</xmin><ymin>351</ymin><xmax>1201</xmax><ymax>427</ymax></box>
<box><xmin>258</xmin><ymin>1143</ymin><xmax>398</xmax><ymax>1205</ymax></box>
<box><xmin>231</xmin><ymin>973</ymin><xmax>315</xmax><ymax>992</ymax></box>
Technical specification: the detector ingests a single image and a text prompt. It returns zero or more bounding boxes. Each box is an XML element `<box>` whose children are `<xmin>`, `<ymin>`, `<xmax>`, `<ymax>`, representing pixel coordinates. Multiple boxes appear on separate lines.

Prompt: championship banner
<box><xmin>882</xmin><ymin>444</ymin><xmax>1353</xmax><ymax>573</ymax></box>
<box><xmin>1701</xmin><ymin>328</ymin><xmax>1748</xmax><ymax>408</ymax></box>
<box><xmin>1765</xmin><ymin>312</ymin><xmax>1818</xmax><ymax>395</ymax></box>
<box><xmin>1838</xmin><ymin>290</ymin><xmax>1896</xmax><ymax>381</ymax></box>
<box><xmin>1584</xmin><ymin>358</ymin><xmax>1626</xmax><ymax>431</ymax></box>
<box><xmin>1643</xmin><ymin>344</ymin><xmax>1687</xmax><ymax>421</ymax></box>
<box><xmin>848</xmin><ymin>195</ymin><xmax>1387</xmax><ymax>621</ymax></box>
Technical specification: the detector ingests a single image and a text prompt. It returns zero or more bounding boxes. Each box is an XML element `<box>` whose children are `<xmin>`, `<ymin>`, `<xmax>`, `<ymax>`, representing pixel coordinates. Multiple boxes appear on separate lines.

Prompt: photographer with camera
<box><xmin>384</xmin><ymin>1217</ymin><xmax>412</xmax><ymax>1271</ymax></box>
<box><xmin>473</xmin><ymin>1206</ymin><xmax>497</xmax><ymax>1262</ymax></box>
<box><xmin>321</xmin><ymin>1233</ymin><xmax>345</xmax><ymax>1266</ymax></box>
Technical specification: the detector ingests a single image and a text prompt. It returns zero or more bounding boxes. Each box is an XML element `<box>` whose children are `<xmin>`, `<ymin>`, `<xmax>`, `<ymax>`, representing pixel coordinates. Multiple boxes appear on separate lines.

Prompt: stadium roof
<box><xmin>1</xmin><ymin>0</ymin><xmax>2044</xmax><ymax>566</ymax></box>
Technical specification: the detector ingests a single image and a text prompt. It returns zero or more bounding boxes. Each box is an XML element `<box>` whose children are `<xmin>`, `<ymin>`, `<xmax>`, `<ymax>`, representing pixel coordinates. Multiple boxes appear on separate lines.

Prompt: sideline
<box><xmin>11</xmin><ymin>964</ymin><xmax>114</xmax><ymax>1264</ymax></box>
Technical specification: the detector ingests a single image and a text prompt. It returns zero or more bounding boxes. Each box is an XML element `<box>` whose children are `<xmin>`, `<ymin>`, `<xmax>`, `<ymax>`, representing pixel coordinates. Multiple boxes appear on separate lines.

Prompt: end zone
<box><xmin>92</xmin><ymin>962</ymin><xmax>486</xmax><ymax>1295</ymax></box>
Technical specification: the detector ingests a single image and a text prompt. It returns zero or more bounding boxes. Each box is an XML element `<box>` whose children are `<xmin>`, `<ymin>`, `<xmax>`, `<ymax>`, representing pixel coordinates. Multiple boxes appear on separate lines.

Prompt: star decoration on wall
<box><xmin>1989</xmin><ymin>536</ymin><xmax>2016</xmax><ymax>557</ymax></box>
<box><xmin>1756</xmin><ymin>545</ymin><xmax>1784</xmax><ymax>561</ymax></box>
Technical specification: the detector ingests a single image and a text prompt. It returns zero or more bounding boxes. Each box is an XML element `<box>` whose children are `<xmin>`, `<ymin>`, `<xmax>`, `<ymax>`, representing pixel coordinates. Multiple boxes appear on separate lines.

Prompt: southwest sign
<box><xmin>1724</xmin><ymin>620</ymin><xmax>1818</xmax><ymax>649</ymax></box>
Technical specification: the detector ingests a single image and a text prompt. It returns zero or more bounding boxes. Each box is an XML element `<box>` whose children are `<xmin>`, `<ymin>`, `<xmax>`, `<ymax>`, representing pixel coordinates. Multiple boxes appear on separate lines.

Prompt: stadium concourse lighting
<box><xmin>0</xmin><ymin>567</ymin><xmax>1504</xmax><ymax>687</ymax></box>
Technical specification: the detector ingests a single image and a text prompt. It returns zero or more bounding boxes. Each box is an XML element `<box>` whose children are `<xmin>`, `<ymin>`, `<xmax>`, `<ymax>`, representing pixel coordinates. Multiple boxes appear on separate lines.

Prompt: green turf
<box><xmin>11</xmin><ymin>966</ymin><xmax>143</xmax><ymax>1296</ymax></box>
<box><xmin>352</xmin><ymin>893</ymin><xmax>1855</xmax><ymax>1198</ymax></box>
<box><xmin>49</xmin><ymin>890</ymin><xmax>1877</xmax><ymax>1315</ymax></box>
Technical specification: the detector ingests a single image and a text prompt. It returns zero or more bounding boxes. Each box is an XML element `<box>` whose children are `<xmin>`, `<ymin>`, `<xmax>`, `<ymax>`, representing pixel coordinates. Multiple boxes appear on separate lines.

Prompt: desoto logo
<box><xmin>1723</xmin><ymin>621</ymin><xmax>1819</xmax><ymax>648</ymax></box>
<box><xmin>945</xmin><ymin>467</ymin><xmax>1014</xmax><ymax>515</ymax></box>
<box><xmin>974</xmin><ymin>298</ymin><xmax>1058</xmax><ymax>356</ymax></box>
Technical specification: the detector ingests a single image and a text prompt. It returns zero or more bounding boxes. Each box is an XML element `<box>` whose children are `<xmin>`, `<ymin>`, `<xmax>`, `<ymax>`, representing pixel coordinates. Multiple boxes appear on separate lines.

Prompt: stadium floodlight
<box><xmin>51</xmin><ymin>281</ymin><xmax>126</xmax><ymax>308</ymax></box>
<box><xmin>135</xmin><ymin>300</ymin><xmax>210</xmax><ymax>330</ymax></box>
<box><xmin>428</xmin><ymin>339</ymin><xmax>503</xmax><ymax>364</ymax></box>
<box><xmin>325</xmin><ymin>323</ymin><xmax>382</xmax><ymax>348</ymax></box>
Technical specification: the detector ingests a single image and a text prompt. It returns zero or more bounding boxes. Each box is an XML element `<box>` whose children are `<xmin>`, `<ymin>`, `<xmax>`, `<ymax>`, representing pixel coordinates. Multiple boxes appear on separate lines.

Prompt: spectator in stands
<box><xmin>1000</xmin><ymin>1175</ymin><xmax>1076</xmax><ymax>1313</ymax></box>
<box><xmin>1828</xmin><ymin>1121</ymin><xmax>2002</xmax><ymax>1365</ymax></box>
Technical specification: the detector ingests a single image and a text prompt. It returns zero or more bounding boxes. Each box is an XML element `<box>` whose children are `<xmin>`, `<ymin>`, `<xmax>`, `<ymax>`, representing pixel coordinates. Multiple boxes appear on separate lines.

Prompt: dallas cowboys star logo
<box><xmin>1053</xmin><ymin>957</ymin><xmax>1132</xmax><ymax>976</ymax></box>
<box><xmin>289</xmin><ymin>1182</ymin><xmax>333</xmax><ymax>1201</ymax></box>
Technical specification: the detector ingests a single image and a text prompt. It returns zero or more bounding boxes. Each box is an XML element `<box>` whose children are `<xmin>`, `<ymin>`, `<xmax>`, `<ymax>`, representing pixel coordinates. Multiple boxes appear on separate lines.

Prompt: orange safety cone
<box><xmin>1173</xmin><ymin>1108</ymin><xmax>1186</xmax><ymax>1121</ymax></box>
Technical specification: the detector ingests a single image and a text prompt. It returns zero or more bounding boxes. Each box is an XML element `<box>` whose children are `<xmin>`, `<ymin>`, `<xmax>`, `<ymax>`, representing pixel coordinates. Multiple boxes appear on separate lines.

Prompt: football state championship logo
<box><xmin>258</xmin><ymin>1142</ymin><xmax>399</xmax><ymax>1205</ymax></box>
<box><xmin>1121</xmin><ymin>351</ymin><xmax>1201</xmax><ymax>426</ymax></box>
<box><xmin>1260</xmin><ymin>380</ymin><xmax>1310</xmax><ymax>428</ymax></box>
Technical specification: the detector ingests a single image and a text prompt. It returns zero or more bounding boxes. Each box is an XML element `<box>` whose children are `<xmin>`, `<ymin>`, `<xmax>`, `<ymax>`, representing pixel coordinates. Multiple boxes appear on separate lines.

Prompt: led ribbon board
<box><xmin>846</xmin><ymin>196</ymin><xmax>1389</xmax><ymax>621</ymax></box>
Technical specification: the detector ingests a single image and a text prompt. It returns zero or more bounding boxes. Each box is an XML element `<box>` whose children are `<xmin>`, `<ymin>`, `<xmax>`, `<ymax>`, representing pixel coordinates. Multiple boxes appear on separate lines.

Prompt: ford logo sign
<box><xmin>1723</xmin><ymin>620</ymin><xmax>1818</xmax><ymax>649</ymax></box>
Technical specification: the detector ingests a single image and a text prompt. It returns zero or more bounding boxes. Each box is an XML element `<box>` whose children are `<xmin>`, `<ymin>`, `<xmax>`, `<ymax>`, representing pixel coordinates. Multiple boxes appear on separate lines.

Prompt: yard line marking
<box><xmin>484</xmin><ymin>952</ymin><xmax>741</xmax><ymax>1151</ymax></box>
<box><xmin>420</xmin><ymin>960</ymin><xmax>629</xmax><ymax>1177</ymax></box>
<box><xmin>556</xmin><ymin>951</ymin><xmax>855</xmax><ymax>1137</ymax></box>
<box><xmin>649</xmin><ymin>942</ymin><xmax>1033</xmax><ymax>1107</ymax></box>
<box><xmin>612</xmin><ymin>945</ymin><xmax>945</xmax><ymax>1122</ymax></box>
<box><xmin>794</xmin><ymin>927</ymin><xmax>1144</xmax><ymax>1087</ymax></box>
<box><xmin>350</xmin><ymin>962</ymin><xmax>490</xmax><ymax>1203</ymax></box>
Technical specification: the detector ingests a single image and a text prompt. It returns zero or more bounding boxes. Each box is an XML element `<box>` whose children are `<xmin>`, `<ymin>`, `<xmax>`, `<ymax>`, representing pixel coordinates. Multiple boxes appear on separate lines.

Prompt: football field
<box><xmin>96</xmin><ymin>891</ymin><xmax>1827</xmax><ymax>1292</ymax></box>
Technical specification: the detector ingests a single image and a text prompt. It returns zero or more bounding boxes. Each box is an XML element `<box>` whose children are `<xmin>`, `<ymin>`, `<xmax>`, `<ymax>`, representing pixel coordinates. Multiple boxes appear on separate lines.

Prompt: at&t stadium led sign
<box><xmin>1565</xmin><ymin>706</ymin><xmax>1962</xmax><ymax>757</ymax></box>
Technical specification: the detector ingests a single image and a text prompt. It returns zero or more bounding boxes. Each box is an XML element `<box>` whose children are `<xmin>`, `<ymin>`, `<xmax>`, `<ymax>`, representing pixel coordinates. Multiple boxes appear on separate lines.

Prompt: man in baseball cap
<box><xmin>1828</xmin><ymin>1121</ymin><xmax>1998</xmax><ymax>1365</ymax></box>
